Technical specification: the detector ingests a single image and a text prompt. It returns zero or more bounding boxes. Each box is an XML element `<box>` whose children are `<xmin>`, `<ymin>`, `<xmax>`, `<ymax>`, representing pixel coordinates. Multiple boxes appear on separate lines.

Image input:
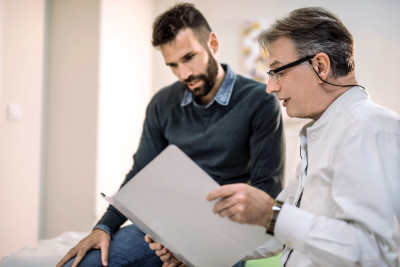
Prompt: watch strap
<box><xmin>266</xmin><ymin>200</ymin><xmax>284</xmax><ymax>235</ymax></box>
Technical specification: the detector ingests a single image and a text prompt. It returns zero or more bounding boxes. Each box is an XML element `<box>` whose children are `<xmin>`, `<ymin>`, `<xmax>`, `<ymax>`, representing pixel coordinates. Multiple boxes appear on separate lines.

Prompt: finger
<box><xmin>57</xmin><ymin>248</ymin><xmax>76</xmax><ymax>267</ymax></box>
<box><xmin>155</xmin><ymin>249</ymin><xmax>163</xmax><ymax>257</ymax></box>
<box><xmin>213</xmin><ymin>195</ymin><xmax>237</xmax><ymax>214</ymax></box>
<box><xmin>160</xmin><ymin>252</ymin><xmax>172</xmax><ymax>262</ymax></box>
<box><xmin>207</xmin><ymin>185</ymin><xmax>236</xmax><ymax>201</ymax></box>
<box><xmin>71</xmin><ymin>242</ymin><xmax>95</xmax><ymax>267</ymax></box>
<box><xmin>157</xmin><ymin>247</ymin><xmax>169</xmax><ymax>257</ymax></box>
<box><xmin>71</xmin><ymin>251</ymin><xmax>86</xmax><ymax>267</ymax></box>
<box><xmin>228</xmin><ymin>212</ymin><xmax>245</xmax><ymax>224</ymax></box>
<box><xmin>100</xmin><ymin>240</ymin><xmax>110</xmax><ymax>266</ymax></box>
<box><xmin>155</xmin><ymin>247</ymin><xmax>167</xmax><ymax>257</ymax></box>
<box><xmin>148</xmin><ymin>243</ymin><xmax>156</xmax><ymax>251</ymax></box>
<box><xmin>220</xmin><ymin>205</ymin><xmax>239</xmax><ymax>218</ymax></box>
<box><xmin>149</xmin><ymin>242</ymin><xmax>162</xmax><ymax>251</ymax></box>
<box><xmin>164</xmin><ymin>262</ymin><xmax>177</xmax><ymax>267</ymax></box>
<box><xmin>144</xmin><ymin>235</ymin><xmax>153</xmax><ymax>243</ymax></box>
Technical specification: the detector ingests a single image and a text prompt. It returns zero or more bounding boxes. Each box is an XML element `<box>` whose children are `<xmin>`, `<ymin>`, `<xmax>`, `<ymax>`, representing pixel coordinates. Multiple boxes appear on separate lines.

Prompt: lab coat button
<box><xmin>311</xmin><ymin>133</ymin><xmax>318</xmax><ymax>140</ymax></box>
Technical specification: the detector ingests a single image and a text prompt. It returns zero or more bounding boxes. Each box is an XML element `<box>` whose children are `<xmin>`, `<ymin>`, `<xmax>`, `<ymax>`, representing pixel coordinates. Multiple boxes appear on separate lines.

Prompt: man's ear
<box><xmin>208</xmin><ymin>32</ymin><xmax>219</xmax><ymax>54</ymax></box>
<box><xmin>311</xmin><ymin>52</ymin><xmax>331</xmax><ymax>84</ymax></box>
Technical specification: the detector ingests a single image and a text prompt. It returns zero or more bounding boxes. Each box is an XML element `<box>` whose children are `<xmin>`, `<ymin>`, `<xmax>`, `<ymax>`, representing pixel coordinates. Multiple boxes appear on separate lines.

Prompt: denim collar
<box><xmin>181</xmin><ymin>64</ymin><xmax>236</xmax><ymax>108</ymax></box>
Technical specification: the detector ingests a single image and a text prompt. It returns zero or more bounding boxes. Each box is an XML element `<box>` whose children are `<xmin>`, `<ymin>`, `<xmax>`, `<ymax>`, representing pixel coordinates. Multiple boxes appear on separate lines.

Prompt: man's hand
<box><xmin>144</xmin><ymin>235</ymin><xmax>186</xmax><ymax>267</ymax></box>
<box><xmin>207</xmin><ymin>183</ymin><xmax>275</xmax><ymax>228</ymax></box>
<box><xmin>56</xmin><ymin>229</ymin><xmax>111</xmax><ymax>267</ymax></box>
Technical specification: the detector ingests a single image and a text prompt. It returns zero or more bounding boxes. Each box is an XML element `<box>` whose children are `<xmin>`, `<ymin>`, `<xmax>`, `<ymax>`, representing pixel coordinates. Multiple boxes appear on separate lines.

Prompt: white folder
<box><xmin>102</xmin><ymin>144</ymin><xmax>271</xmax><ymax>267</ymax></box>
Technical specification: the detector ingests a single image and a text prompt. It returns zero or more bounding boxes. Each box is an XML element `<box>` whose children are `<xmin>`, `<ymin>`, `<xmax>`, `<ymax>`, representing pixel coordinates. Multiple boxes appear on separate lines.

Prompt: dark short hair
<box><xmin>259</xmin><ymin>7</ymin><xmax>355</xmax><ymax>77</ymax></box>
<box><xmin>152</xmin><ymin>2</ymin><xmax>212</xmax><ymax>48</ymax></box>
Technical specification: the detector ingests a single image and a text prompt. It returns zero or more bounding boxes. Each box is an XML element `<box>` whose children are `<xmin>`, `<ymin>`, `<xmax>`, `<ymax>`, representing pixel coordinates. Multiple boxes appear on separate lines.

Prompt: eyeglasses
<box><xmin>267</xmin><ymin>54</ymin><xmax>316</xmax><ymax>82</ymax></box>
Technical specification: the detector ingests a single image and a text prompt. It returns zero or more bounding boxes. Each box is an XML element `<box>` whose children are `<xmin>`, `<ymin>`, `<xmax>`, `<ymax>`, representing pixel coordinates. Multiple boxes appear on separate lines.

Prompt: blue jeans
<box><xmin>64</xmin><ymin>224</ymin><xmax>162</xmax><ymax>267</ymax></box>
<box><xmin>64</xmin><ymin>224</ymin><xmax>246</xmax><ymax>267</ymax></box>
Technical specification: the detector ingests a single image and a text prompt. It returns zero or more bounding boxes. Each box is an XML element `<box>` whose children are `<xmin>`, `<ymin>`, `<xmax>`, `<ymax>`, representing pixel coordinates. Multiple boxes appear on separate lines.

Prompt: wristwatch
<box><xmin>266</xmin><ymin>200</ymin><xmax>284</xmax><ymax>235</ymax></box>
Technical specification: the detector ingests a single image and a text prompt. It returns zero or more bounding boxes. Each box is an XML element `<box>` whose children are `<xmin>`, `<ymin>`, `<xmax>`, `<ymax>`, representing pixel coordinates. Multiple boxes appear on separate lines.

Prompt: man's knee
<box><xmin>62</xmin><ymin>249</ymin><xmax>101</xmax><ymax>267</ymax></box>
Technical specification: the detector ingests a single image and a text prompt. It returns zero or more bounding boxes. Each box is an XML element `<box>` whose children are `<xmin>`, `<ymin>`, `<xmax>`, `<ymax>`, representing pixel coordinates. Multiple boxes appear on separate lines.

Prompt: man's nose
<box><xmin>177</xmin><ymin>64</ymin><xmax>192</xmax><ymax>81</ymax></box>
<box><xmin>266</xmin><ymin>79</ymin><xmax>280</xmax><ymax>94</ymax></box>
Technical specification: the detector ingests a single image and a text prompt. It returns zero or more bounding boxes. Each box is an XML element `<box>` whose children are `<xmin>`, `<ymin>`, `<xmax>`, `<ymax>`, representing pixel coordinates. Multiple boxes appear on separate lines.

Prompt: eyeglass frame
<box><xmin>266</xmin><ymin>54</ymin><xmax>316</xmax><ymax>82</ymax></box>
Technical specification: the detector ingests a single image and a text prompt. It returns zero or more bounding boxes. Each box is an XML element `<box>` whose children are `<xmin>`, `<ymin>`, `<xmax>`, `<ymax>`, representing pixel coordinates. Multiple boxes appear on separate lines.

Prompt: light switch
<box><xmin>7</xmin><ymin>103</ymin><xmax>23</xmax><ymax>121</ymax></box>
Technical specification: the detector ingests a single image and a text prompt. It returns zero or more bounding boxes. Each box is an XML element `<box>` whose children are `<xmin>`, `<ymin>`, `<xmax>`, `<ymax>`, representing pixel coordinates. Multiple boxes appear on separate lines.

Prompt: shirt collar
<box><xmin>181</xmin><ymin>64</ymin><xmax>236</xmax><ymax>108</ymax></box>
<box><xmin>314</xmin><ymin>86</ymin><xmax>368</xmax><ymax>128</ymax></box>
<box><xmin>300</xmin><ymin>86</ymin><xmax>368</xmax><ymax>136</ymax></box>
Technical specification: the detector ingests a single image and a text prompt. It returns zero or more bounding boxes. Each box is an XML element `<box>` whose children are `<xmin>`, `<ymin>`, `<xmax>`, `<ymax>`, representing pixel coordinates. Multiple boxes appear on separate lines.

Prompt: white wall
<box><xmin>96</xmin><ymin>0</ymin><xmax>154</xmax><ymax>220</ymax></box>
<box><xmin>0</xmin><ymin>0</ymin><xmax>3</xmax><ymax>110</ymax></box>
<box><xmin>0</xmin><ymin>0</ymin><xmax>45</xmax><ymax>258</ymax></box>
<box><xmin>0</xmin><ymin>0</ymin><xmax>155</xmax><ymax>257</ymax></box>
<box><xmin>44</xmin><ymin>0</ymin><xmax>155</xmax><ymax>239</ymax></box>
<box><xmin>43</xmin><ymin>0</ymin><xmax>100</xmax><ymax>238</ymax></box>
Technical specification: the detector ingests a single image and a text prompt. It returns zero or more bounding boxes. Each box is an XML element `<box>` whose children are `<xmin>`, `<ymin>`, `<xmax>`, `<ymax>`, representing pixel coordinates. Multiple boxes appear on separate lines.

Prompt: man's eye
<box><xmin>276</xmin><ymin>71</ymin><xmax>285</xmax><ymax>77</ymax></box>
<box><xmin>183</xmin><ymin>54</ymin><xmax>194</xmax><ymax>61</ymax></box>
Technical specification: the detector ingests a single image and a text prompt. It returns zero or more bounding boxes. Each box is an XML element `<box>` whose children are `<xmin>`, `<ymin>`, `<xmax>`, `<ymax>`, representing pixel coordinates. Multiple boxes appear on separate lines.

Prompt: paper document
<box><xmin>102</xmin><ymin>144</ymin><xmax>271</xmax><ymax>267</ymax></box>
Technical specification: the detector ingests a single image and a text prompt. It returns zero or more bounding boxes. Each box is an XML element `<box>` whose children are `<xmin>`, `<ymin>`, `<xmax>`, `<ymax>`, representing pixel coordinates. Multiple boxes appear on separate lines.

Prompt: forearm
<box><xmin>275</xmin><ymin>204</ymin><xmax>398</xmax><ymax>266</ymax></box>
<box><xmin>94</xmin><ymin>205</ymin><xmax>127</xmax><ymax>235</ymax></box>
<box><xmin>94</xmin><ymin>165</ymin><xmax>140</xmax><ymax>234</ymax></box>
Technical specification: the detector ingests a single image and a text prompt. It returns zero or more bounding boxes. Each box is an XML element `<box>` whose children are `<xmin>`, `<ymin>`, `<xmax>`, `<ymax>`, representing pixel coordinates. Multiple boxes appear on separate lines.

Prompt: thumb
<box><xmin>100</xmin><ymin>241</ymin><xmax>110</xmax><ymax>266</ymax></box>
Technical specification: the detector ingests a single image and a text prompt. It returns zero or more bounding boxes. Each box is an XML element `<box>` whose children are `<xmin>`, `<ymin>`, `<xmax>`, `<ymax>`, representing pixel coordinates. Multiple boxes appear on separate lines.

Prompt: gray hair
<box><xmin>259</xmin><ymin>7</ymin><xmax>355</xmax><ymax>77</ymax></box>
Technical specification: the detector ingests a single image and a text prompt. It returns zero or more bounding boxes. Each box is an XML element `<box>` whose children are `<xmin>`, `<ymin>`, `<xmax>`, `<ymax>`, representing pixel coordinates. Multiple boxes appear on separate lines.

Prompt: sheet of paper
<box><xmin>102</xmin><ymin>144</ymin><xmax>272</xmax><ymax>267</ymax></box>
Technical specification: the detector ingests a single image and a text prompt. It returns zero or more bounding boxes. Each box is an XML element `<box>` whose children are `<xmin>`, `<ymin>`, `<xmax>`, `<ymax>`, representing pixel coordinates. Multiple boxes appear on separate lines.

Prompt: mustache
<box><xmin>183</xmin><ymin>74</ymin><xmax>206</xmax><ymax>84</ymax></box>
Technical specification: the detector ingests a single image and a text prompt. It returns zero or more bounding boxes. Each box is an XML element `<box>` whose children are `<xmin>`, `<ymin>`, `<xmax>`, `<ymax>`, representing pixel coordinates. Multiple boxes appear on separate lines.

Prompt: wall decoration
<box><xmin>242</xmin><ymin>19</ymin><xmax>290</xmax><ymax>120</ymax></box>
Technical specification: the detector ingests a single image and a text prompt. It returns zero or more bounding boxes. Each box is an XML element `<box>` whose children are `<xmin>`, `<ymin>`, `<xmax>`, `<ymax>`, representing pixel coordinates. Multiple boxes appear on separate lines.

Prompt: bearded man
<box><xmin>58</xmin><ymin>3</ymin><xmax>285</xmax><ymax>267</ymax></box>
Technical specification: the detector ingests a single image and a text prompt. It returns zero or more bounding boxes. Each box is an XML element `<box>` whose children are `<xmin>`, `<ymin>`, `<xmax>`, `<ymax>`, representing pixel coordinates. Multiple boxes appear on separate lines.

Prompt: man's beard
<box><xmin>182</xmin><ymin>51</ymin><xmax>219</xmax><ymax>100</ymax></box>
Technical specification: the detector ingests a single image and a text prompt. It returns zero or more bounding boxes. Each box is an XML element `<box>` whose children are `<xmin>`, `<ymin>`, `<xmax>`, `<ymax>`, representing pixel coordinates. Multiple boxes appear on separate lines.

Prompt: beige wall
<box><xmin>0</xmin><ymin>0</ymin><xmax>45</xmax><ymax>257</ymax></box>
<box><xmin>0</xmin><ymin>0</ymin><xmax>155</xmax><ymax>257</ymax></box>
<box><xmin>44</xmin><ymin>0</ymin><xmax>155</xmax><ymax>239</ymax></box>
<box><xmin>0</xmin><ymin>0</ymin><xmax>2</xmax><ymax>109</ymax></box>
<box><xmin>43</xmin><ymin>0</ymin><xmax>100</xmax><ymax>238</ymax></box>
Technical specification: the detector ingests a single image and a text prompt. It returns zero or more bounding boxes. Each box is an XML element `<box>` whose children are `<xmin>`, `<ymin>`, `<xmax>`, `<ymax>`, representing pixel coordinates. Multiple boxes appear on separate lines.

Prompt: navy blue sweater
<box><xmin>96</xmin><ymin>70</ymin><xmax>285</xmax><ymax>235</ymax></box>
